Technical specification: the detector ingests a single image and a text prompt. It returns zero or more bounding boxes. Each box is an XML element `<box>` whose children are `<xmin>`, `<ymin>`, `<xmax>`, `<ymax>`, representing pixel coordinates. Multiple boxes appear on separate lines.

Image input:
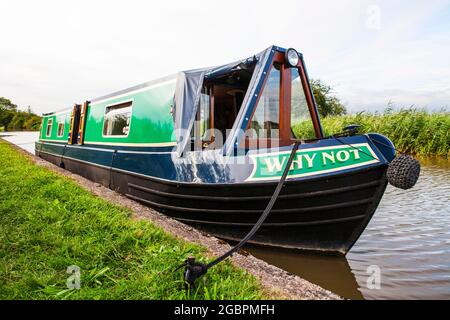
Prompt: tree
<box><xmin>0</xmin><ymin>97</ymin><xmax>42</xmax><ymax>131</ymax></box>
<box><xmin>24</xmin><ymin>114</ymin><xmax>42</xmax><ymax>130</ymax></box>
<box><xmin>8</xmin><ymin>111</ymin><xmax>28</xmax><ymax>131</ymax></box>
<box><xmin>310</xmin><ymin>79</ymin><xmax>347</xmax><ymax>117</ymax></box>
<box><xmin>0</xmin><ymin>97</ymin><xmax>18</xmax><ymax>131</ymax></box>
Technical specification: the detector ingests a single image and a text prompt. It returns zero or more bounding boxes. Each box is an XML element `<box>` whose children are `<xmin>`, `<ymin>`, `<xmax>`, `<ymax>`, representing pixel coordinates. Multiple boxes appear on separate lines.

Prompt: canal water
<box><xmin>1</xmin><ymin>132</ymin><xmax>449</xmax><ymax>299</ymax></box>
<box><xmin>249</xmin><ymin>158</ymin><xmax>450</xmax><ymax>299</ymax></box>
<box><xmin>0</xmin><ymin>131</ymin><xmax>39</xmax><ymax>154</ymax></box>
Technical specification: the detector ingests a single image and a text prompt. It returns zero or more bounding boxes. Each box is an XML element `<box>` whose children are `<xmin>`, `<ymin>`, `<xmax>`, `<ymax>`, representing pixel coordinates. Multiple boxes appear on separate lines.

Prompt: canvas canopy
<box><xmin>173</xmin><ymin>46</ymin><xmax>274</xmax><ymax>156</ymax></box>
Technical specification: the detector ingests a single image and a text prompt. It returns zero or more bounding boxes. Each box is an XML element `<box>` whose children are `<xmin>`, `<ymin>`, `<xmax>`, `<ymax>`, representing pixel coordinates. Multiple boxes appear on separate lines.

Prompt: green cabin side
<box><xmin>39</xmin><ymin>77</ymin><xmax>177</xmax><ymax>147</ymax></box>
<box><xmin>83</xmin><ymin>78</ymin><xmax>177</xmax><ymax>146</ymax></box>
<box><xmin>39</xmin><ymin>111</ymin><xmax>72</xmax><ymax>142</ymax></box>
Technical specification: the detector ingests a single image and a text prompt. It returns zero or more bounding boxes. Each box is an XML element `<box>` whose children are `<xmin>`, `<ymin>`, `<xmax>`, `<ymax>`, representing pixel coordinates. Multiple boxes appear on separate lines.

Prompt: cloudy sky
<box><xmin>1</xmin><ymin>0</ymin><xmax>449</xmax><ymax>114</ymax></box>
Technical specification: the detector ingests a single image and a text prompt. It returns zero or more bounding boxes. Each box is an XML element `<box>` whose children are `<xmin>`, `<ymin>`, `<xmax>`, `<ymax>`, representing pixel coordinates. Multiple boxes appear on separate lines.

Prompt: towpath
<box><xmin>1</xmin><ymin>132</ymin><xmax>340</xmax><ymax>300</ymax></box>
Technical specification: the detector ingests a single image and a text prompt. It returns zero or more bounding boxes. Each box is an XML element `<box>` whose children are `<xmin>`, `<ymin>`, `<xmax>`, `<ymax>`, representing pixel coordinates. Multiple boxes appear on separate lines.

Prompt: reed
<box><xmin>317</xmin><ymin>108</ymin><xmax>449</xmax><ymax>157</ymax></box>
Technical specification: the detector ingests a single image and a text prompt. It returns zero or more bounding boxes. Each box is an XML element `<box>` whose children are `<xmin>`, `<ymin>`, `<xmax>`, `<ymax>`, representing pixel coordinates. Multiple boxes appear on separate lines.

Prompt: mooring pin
<box><xmin>183</xmin><ymin>256</ymin><xmax>208</xmax><ymax>288</ymax></box>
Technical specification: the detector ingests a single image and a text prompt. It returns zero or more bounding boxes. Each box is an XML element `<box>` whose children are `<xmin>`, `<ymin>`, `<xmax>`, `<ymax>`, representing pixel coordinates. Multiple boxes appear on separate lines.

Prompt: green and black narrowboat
<box><xmin>36</xmin><ymin>46</ymin><xmax>419</xmax><ymax>255</ymax></box>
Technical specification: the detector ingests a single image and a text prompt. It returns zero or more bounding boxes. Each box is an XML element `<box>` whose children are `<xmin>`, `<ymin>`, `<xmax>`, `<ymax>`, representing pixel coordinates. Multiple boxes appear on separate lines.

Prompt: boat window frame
<box><xmin>191</xmin><ymin>84</ymin><xmax>216</xmax><ymax>149</ymax></box>
<box><xmin>101</xmin><ymin>99</ymin><xmax>134</xmax><ymax>138</ymax></box>
<box><xmin>56</xmin><ymin>116</ymin><xmax>65</xmax><ymax>137</ymax></box>
<box><xmin>289</xmin><ymin>67</ymin><xmax>316</xmax><ymax>140</ymax></box>
<box><xmin>68</xmin><ymin>104</ymin><xmax>81</xmax><ymax>145</ymax></box>
<box><xmin>247</xmin><ymin>61</ymin><xmax>283</xmax><ymax>142</ymax></box>
<box><xmin>199</xmin><ymin>85</ymin><xmax>214</xmax><ymax>141</ymax></box>
<box><xmin>46</xmin><ymin>118</ymin><xmax>53</xmax><ymax>137</ymax></box>
<box><xmin>242</xmin><ymin>50</ymin><xmax>322</xmax><ymax>149</ymax></box>
<box><xmin>296</xmin><ymin>57</ymin><xmax>323</xmax><ymax>139</ymax></box>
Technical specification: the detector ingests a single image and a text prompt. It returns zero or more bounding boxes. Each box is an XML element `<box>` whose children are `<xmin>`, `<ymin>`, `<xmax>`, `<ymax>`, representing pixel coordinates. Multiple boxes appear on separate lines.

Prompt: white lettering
<box><xmin>349</xmin><ymin>149</ymin><xmax>361</xmax><ymax>160</ymax></box>
<box><xmin>322</xmin><ymin>151</ymin><xmax>335</xmax><ymax>165</ymax></box>
<box><xmin>290</xmin><ymin>155</ymin><xmax>303</xmax><ymax>170</ymax></box>
<box><xmin>336</xmin><ymin>150</ymin><xmax>350</xmax><ymax>162</ymax></box>
<box><xmin>264</xmin><ymin>157</ymin><xmax>286</xmax><ymax>173</ymax></box>
<box><xmin>174</xmin><ymin>305</ymin><xmax>208</xmax><ymax>317</ymax></box>
<box><xmin>303</xmin><ymin>153</ymin><xmax>317</xmax><ymax>168</ymax></box>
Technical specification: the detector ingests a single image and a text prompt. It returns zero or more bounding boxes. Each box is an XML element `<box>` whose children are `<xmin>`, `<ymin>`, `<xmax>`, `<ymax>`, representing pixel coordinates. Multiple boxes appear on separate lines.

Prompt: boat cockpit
<box><xmin>189</xmin><ymin>48</ymin><xmax>323</xmax><ymax>152</ymax></box>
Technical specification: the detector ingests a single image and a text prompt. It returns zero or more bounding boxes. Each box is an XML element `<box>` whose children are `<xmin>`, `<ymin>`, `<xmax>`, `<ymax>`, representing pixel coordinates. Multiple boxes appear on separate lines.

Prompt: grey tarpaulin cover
<box><xmin>173</xmin><ymin>46</ymin><xmax>274</xmax><ymax>156</ymax></box>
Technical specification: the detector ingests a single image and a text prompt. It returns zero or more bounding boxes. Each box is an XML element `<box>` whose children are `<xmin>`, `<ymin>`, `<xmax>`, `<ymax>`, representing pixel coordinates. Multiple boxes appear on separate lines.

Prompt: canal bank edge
<box><xmin>2</xmin><ymin>139</ymin><xmax>340</xmax><ymax>300</ymax></box>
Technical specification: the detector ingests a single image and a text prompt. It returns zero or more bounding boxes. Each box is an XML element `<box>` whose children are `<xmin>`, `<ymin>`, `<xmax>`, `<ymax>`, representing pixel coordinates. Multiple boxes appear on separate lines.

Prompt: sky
<box><xmin>1</xmin><ymin>0</ymin><xmax>449</xmax><ymax>115</ymax></box>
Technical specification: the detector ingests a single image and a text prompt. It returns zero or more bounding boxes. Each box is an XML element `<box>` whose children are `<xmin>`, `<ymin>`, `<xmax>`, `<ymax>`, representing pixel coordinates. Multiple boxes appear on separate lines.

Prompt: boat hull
<box><xmin>119</xmin><ymin>165</ymin><xmax>388</xmax><ymax>255</ymax></box>
<box><xmin>36</xmin><ymin>143</ymin><xmax>387</xmax><ymax>254</ymax></box>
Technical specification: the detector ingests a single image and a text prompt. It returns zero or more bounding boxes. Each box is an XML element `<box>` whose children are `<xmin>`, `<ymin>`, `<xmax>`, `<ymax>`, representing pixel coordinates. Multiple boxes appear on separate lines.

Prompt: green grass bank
<box><xmin>0</xmin><ymin>140</ymin><xmax>262</xmax><ymax>299</ymax></box>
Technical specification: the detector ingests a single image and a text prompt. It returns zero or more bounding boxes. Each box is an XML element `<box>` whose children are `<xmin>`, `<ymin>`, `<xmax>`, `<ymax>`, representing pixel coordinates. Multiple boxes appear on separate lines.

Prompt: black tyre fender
<box><xmin>386</xmin><ymin>154</ymin><xmax>420</xmax><ymax>190</ymax></box>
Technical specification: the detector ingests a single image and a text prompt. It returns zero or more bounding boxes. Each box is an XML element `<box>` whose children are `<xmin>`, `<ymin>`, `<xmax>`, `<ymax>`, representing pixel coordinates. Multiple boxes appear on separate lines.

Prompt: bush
<box><xmin>311</xmin><ymin>79</ymin><xmax>347</xmax><ymax>117</ymax></box>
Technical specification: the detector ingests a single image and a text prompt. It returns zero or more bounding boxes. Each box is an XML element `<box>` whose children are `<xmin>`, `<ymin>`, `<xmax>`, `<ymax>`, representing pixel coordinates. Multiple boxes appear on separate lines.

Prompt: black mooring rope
<box><xmin>176</xmin><ymin>127</ymin><xmax>398</xmax><ymax>287</ymax></box>
<box><xmin>179</xmin><ymin>141</ymin><xmax>301</xmax><ymax>287</ymax></box>
<box><xmin>207</xmin><ymin>140</ymin><xmax>301</xmax><ymax>269</ymax></box>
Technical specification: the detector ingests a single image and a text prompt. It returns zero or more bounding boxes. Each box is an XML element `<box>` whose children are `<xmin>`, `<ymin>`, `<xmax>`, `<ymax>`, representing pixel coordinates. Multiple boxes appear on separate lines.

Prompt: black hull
<box><xmin>38</xmin><ymin>150</ymin><xmax>388</xmax><ymax>255</ymax></box>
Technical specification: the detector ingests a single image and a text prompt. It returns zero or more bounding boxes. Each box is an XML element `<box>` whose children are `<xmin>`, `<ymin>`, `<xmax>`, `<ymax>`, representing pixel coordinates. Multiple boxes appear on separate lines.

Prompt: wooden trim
<box><xmin>242</xmin><ymin>52</ymin><xmax>280</xmax><ymax>149</ymax></box>
<box><xmin>209</xmin><ymin>85</ymin><xmax>215</xmax><ymax>142</ymax></box>
<box><xmin>280</xmin><ymin>63</ymin><xmax>292</xmax><ymax>144</ymax></box>
<box><xmin>77</xmin><ymin>101</ymin><xmax>90</xmax><ymax>145</ymax></box>
<box><xmin>242</xmin><ymin>50</ymin><xmax>323</xmax><ymax>149</ymax></box>
<box><xmin>243</xmin><ymin>52</ymin><xmax>295</xmax><ymax>148</ymax></box>
<box><xmin>297</xmin><ymin>61</ymin><xmax>323</xmax><ymax>138</ymax></box>
<box><xmin>191</xmin><ymin>85</ymin><xmax>216</xmax><ymax>148</ymax></box>
<box><xmin>193</xmin><ymin>101</ymin><xmax>201</xmax><ymax>150</ymax></box>
<box><xmin>68</xmin><ymin>104</ymin><xmax>80</xmax><ymax>145</ymax></box>
<box><xmin>68</xmin><ymin>106</ymin><xmax>74</xmax><ymax>144</ymax></box>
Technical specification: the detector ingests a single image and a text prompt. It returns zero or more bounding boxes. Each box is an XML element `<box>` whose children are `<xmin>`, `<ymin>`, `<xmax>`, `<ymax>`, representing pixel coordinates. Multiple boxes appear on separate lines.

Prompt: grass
<box><xmin>0</xmin><ymin>140</ymin><xmax>263</xmax><ymax>300</ymax></box>
<box><xmin>294</xmin><ymin>108</ymin><xmax>450</xmax><ymax>157</ymax></box>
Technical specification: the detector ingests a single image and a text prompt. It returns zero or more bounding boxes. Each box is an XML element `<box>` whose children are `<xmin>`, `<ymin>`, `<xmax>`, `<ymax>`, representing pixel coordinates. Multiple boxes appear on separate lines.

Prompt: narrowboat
<box><xmin>36</xmin><ymin>45</ymin><xmax>420</xmax><ymax>255</ymax></box>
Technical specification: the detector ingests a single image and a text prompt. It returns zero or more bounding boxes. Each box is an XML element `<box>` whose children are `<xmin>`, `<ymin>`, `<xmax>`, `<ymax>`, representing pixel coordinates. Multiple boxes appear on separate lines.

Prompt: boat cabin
<box><xmin>196</xmin><ymin>49</ymin><xmax>322</xmax><ymax>151</ymax></box>
<box><xmin>39</xmin><ymin>46</ymin><xmax>322</xmax><ymax>157</ymax></box>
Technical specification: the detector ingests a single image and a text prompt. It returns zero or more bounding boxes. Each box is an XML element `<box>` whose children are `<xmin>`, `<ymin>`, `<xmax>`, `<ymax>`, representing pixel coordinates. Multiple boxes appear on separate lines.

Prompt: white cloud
<box><xmin>314</xmin><ymin>1</ymin><xmax>450</xmax><ymax>111</ymax></box>
<box><xmin>0</xmin><ymin>0</ymin><xmax>449</xmax><ymax>114</ymax></box>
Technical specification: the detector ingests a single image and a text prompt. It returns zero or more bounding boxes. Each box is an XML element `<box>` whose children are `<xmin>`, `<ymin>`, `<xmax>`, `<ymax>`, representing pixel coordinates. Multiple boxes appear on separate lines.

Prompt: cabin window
<box><xmin>191</xmin><ymin>60</ymin><xmax>256</xmax><ymax>149</ymax></box>
<box><xmin>191</xmin><ymin>87</ymin><xmax>211</xmax><ymax>146</ymax></box>
<box><xmin>46</xmin><ymin>118</ymin><xmax>53</xmax><ymax>137</ymax></box>
<box><xmin>57</xmin><ymin>116</ymin><xmax>65</xmax><ymax>137</ymax></box>
<box><xmin>199</xmin><ymin>87</ymin><xmax>211</xmax><ymax>139</ymax></box>
<box><xmin>290</xmin><ymin>68</ymin><xmax>314</xmax><ymax>139</ymax></box>
<box><xmin>249</xmin><ymin>63</ymin><xmax>281</xmax><ymax>139</ymax></box>
<box><xmin>243</xmin><ymin>51</ymin><xmax>321</xmax><ymax>149</ymax></box>
<box><xmin>103</xmin><ymin>101</ymin><xmax>132</xmax><ymax>137</ymax></box>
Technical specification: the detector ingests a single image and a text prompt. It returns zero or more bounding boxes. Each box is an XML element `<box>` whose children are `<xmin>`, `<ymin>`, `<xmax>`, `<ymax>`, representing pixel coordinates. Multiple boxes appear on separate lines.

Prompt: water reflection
<box><xmin>247</xmin><ymin>246</ymin><xmax>363</xmax><ymax>299</ymax></box>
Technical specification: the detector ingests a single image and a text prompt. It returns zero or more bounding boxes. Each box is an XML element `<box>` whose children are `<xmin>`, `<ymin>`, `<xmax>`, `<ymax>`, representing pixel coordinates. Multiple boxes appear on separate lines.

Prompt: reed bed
<box><xmin>318</xmin><ymin>109</ymin><xmax>449</xmax><ymax>157</ymax></box>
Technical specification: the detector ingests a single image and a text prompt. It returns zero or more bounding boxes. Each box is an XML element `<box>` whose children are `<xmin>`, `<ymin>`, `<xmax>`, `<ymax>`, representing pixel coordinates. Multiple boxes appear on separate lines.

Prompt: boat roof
<box><xmin>42</xmin><ymin>108</ymin><xmax>72</xmax><ymax>117</ymax></box>
<box><xmin>43</xmin><ymin>45</ymin><xmax>296</xmax><ymax>157</ymax></box>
